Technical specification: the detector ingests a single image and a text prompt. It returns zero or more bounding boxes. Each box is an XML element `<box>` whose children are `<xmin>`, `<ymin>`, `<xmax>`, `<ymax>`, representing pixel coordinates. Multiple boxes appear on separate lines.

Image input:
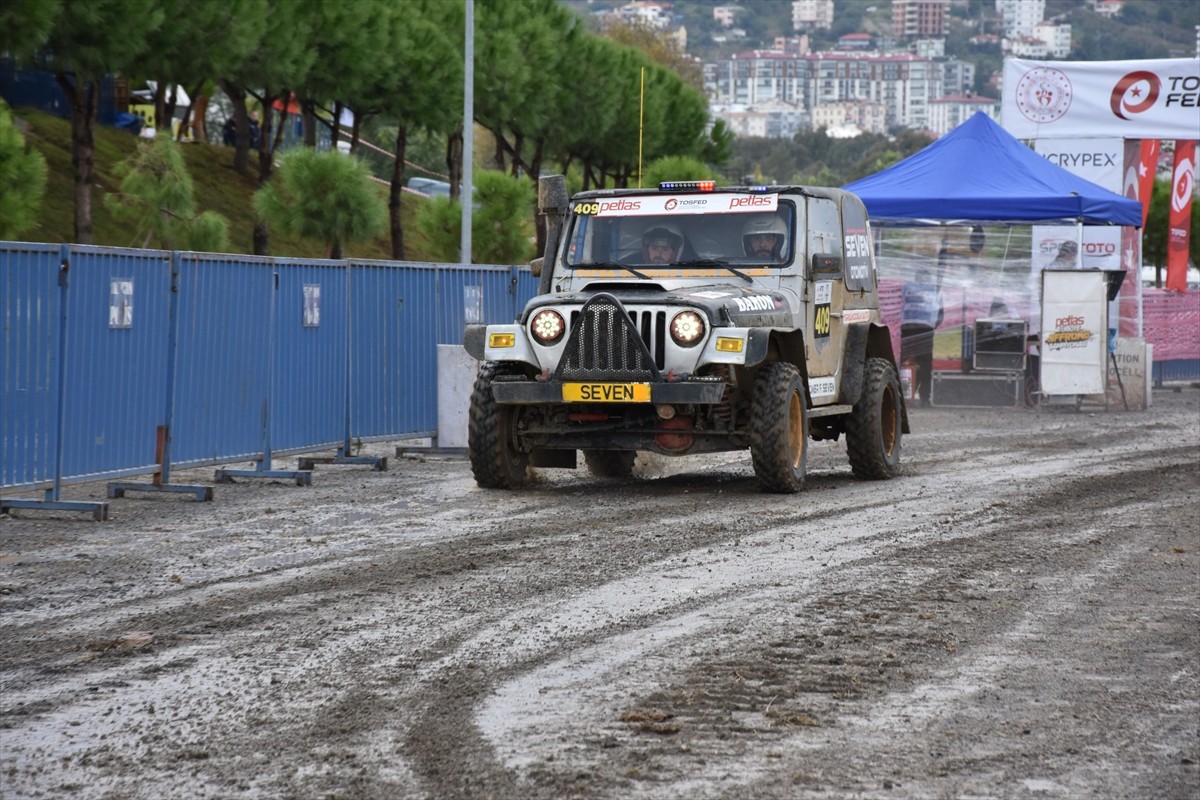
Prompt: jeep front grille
<box><xmin>556</xmin><ymin>294</ymin><xmax>665</xmax><ymax>381</ymax></box>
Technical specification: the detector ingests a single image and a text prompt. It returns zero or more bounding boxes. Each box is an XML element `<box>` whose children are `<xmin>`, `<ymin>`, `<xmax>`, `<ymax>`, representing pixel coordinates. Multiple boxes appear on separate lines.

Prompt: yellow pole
<box><xmin>638</xmin><ymin>66</ymin><xmax>645</xmax><ymax>188</ymax></box>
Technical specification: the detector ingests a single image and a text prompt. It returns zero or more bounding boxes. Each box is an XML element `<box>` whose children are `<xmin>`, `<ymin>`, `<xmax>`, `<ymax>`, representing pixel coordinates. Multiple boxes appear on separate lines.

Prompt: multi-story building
<box><xmin>892</xmin><ymin>0</ymin><xmax>950</xmax><ymax>38</ymax></box>
<box><xmin>792</xmin><ymin>0</ymin><xmax>834</xmax><ymax>30</ymax></box>
<box><xmin>941</xmin><ymin>58</ymin><xmax>975</xmax><ymax>95</ymax></box>
<box><xmin>773</xmin><ymin>35</ymin><xmax>811</xmax><ymax>54</ymax></box>
<box><xmin>613</xmin><ymin>0</ymin><xmax>673</xmax><ymax>29</ymax></box>
<box><xmin>706</xmin><ymin>50</ymin><xmax>949</xmax><ymax>133</ymax></box>
<box><xmin>1033</xmin><ymin>21</ymin><xmax>1072</xmax><ymax>57</ymax></box>
<box><xmin>996</xmin><ymin>0</ymin><xmax>1044</xmax><ymax>38</ymax></box>
<box><xmin>716</xmin><ymin>99</ymin><xmax>807</xmax><ymax>139</ymax></box>
<box><xmin>713</xmin><ymin>5</ymin><xmax>741</xmax><ymax>28</ymax></box>
<box><xmin>927</xmin><ymin>94</ymin><xmax>1001</xmax><ymax>136</ymax></box>
<box><xmin>812</xmin><ymin>101</ymin><xmax>888</xmax><ymax>135</ymax></box>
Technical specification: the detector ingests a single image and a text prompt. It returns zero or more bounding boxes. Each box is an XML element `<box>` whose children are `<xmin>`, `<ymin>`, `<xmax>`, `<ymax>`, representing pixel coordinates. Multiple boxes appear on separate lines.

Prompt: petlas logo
<box><xmin>1110</xmin><ymin>71</ymin><xmax>1160</xmax><ymax>120</ymax></box>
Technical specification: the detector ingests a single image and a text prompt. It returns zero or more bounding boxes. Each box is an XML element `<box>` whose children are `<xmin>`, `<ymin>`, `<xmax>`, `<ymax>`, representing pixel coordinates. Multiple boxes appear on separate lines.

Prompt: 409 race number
<box><xmin>814</xmin><ymin>304</ymin><xmax>831</xmax><ymax>338</ymax></box>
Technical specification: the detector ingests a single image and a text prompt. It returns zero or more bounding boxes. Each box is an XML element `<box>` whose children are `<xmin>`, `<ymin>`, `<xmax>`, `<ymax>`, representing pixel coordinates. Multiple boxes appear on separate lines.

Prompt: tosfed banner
<box><xmin>1167</xmin><ymin>140</ymin><xmax>1196</xmax><ymax>293</ymax></box>
<box><xmin>1003</xmin><ymin>58</ymin><xmax>1200</xmax><ymax>140</ymax></box>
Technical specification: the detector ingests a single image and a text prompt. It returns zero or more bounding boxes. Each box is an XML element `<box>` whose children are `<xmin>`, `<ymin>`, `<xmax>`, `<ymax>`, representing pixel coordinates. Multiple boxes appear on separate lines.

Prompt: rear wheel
<box><xmin>749</xmin><ymin>363</ymin><xmax>808</xmax><ymax>494</ymax></box>
<box><xmin>846</xmin><ymin>357</ymin><xmax>903</xmax><ymax>480</ymax></box>
<box><xmin>584</xmin><ymin>450</ymin><xmax>636</xmax><ymax>478</ymax></box>
<box><xmin>468</xmin><ymin>362</ymin><xmax>529</xmax><ymax>488</ymax></box>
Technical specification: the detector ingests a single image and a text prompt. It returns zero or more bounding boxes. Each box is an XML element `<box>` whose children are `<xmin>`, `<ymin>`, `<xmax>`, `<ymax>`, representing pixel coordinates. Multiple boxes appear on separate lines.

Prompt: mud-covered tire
<box><xmin>468</xmin><ymin>362</ymin><xmax>529</xmax><ymax>489</ymax></box>
<box><xmin>749</xmin><ymin>363</ymin><xmax>808</xmax><ymax>494</ymax></box>
<box><xmin>846</xmin><ymin>357</ymin><xmax>903</xmax><ymax>480</ymax></box>
<box><xmin>584</xmin><ymin>450</ymin><xmax>636</xmax><ymax>478</ymax></box>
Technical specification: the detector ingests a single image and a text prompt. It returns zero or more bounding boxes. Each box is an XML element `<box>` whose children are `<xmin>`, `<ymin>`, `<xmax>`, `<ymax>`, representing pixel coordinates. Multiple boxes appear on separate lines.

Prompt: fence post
<box><xmin>215</xmin><ymin>268</ymin><xmax>312</xmax><ymax>486</ymax></box>
<box><xmin>1</xmin><ymin>245</ymin><xmax>109</xmax><ymax>520</ymax></box>
<box><xmin>107</xmin><ymin>251</ymin><xmax>212</xmax><ymax>501</ymax></box>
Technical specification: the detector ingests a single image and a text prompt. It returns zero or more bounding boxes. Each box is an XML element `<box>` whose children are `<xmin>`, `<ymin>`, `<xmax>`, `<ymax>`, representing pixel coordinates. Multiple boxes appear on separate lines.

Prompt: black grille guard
<box><xmin>553</xmin><ymin>293</ymin><xmax>664</xmax><ymax>383</ymax></box>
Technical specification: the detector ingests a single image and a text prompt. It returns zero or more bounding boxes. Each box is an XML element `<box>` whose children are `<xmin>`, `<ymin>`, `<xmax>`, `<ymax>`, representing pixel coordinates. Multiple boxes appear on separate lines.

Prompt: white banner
<box><xmin>584</xmin><ymin>193</ymin><xmax>777</xmax><ymax>218</ymax></box>
<box><xmin>1040</xmin><ymin>269</ymin><xmax>1108</xmax><ymax>395</ymax></box>
<box><xmin>1003</xmin><ymin>58</ymin><xmax>1200</xmax><ymax>140</ymax></box>
<box><xmin>1033</xmin><ymin>138</ymin><xmax>1124</xmax><ymax>191</ymax></box>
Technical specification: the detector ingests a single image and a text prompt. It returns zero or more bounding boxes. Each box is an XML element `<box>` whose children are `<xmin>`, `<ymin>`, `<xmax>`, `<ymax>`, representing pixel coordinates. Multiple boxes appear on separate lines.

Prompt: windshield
<box><xmin>563</xmin><ymin>194</ymin><xmax>798</xmax><ymax>269</ymax></box>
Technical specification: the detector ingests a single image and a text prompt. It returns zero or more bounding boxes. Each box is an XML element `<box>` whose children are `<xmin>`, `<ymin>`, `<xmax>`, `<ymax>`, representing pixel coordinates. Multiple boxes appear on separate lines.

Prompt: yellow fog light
<box><xmin>715</xmin><ymin>337</ymin><xmax>744</xmax><ymax>353</ymax></box>
<box><xmin>488</xmin><ymin>332</ymin><xmax>516</xmax><ymax>348</ymax></box>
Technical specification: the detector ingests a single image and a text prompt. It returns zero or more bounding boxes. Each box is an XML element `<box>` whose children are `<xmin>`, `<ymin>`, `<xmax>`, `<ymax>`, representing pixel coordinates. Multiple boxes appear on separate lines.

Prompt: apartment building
<box><xmin>718</xmin><ymin>99</ymin><xmax>808</xmax><ymax>139</ymax></box>
<box><xmin>892</xmin><ymin>0</ymin><xmax>950</xmax><ymax>38</ymax></box>
<box><xmin>928</xmin><ymin>94</ymin><xmax>1001</xmax><ymax>136</ymax></box>
<box><xmin>996</xmin><ymin>0</ymin><xmax>1045</xmax><ymax>37</ymax></box>
<box><xmin>707</xmin><ymin>50</ymin><xmax>949</xmax><ymax>132</ymax></box>
<box><xmin>1032</xmin><ymin>21</ymin><xmax>1072</xmax><ymax>57</ymax></box>
<box><xmin>791</xmin><ymin>0</ymin><xmax>834</xmax><ymax>30</ymax></box>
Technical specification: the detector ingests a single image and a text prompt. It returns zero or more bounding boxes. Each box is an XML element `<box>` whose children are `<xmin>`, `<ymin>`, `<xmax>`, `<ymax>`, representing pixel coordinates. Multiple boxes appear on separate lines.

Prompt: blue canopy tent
<box><xmin>843</xmin><ymin>112</ymin><xmax>1142</xmax><ymax>227</ymax></box>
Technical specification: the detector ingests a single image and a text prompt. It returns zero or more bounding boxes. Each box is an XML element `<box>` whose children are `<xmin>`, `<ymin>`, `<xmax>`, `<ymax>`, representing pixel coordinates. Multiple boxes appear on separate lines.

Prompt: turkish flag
<box><xmin>1167</xmin><ymin>140</ymin><xmax>1196</xmax><ymax>293</ymax></box>
<box><xmin>1137</xmin><ymin>139</ymin><xmax>1159</xmax><ymax>227</ymax></box>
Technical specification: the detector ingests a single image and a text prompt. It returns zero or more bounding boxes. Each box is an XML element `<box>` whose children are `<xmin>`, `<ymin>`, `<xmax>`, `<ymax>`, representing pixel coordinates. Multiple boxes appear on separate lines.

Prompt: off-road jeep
<box><xmin>463</xmin><ymin>177</ymin><xmax>909</xmax><ymax>493</ymax></box>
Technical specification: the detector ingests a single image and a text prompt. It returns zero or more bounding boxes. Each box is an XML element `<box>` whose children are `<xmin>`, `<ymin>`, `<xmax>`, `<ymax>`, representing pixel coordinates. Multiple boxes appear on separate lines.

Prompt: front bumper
<box><xmin>491</xmin><ymin>379</ymin><xmax>726</xmax><ymax>405</ymax></box>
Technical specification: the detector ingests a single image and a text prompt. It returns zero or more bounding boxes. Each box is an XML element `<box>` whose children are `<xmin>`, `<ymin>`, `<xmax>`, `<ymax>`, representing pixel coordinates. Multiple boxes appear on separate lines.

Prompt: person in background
<box><xmin>248</xmin><ymin>110</ymin><xmax>261</xmax><ymax>150</ymax></box>
<box><xmin>1050</xmin><ymin>240</ymin><xmax>1079</xmax><ymax>268</ymax></box>
<box><xmin>901</xmin><ymin>241</ymin><xmax>946</xmax><ymax>408</ymax></box>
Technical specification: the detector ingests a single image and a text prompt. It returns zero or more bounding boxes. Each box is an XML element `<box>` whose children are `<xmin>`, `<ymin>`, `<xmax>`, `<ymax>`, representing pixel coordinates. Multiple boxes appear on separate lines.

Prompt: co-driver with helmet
<box><xmin>742</xmin><ymin>215</ymin><xmax>787</xmax><ymax>262</ymax></box>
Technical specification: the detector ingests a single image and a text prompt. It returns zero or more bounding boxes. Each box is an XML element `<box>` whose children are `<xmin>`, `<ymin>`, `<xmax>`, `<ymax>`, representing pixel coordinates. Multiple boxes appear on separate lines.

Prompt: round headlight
<box><xmin>530</xmin><ymin>309</ymin><xmax>566</xmax><ymax>344</ymax></box>
<box><xmin>670</xmin><ymin>311</ymin><xmax>706</xmax><ymax>347</ymax></box>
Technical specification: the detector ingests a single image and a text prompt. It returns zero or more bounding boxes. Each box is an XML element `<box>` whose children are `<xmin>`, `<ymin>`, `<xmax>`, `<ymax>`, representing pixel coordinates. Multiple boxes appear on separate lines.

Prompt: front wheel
<box><xmin>468</xmin><ymin>362</ymin><xmax>529</xmax><ymax>488</ymax></box>
<box><xmin>845</xmin><ymin>357</ymin><xmax>903</xmax><ymax>480</ymax></box>
<box><xmin>749</xmin><ymin>363</ymin><xmax>808</xmax><ymax>494</ymax></box>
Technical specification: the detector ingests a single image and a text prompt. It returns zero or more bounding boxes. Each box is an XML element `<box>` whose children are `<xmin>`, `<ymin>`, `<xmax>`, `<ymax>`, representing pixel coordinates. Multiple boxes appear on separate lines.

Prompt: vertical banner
<box><xmin>1123</xmin><ymin>139</ymin><xmax>1160</xmax><ymax>227</ymax></box>
<box><xmin>1167</xmin><ymin>140</ymin><xmax>1196</xmax><ymax>293</ymax></box>
<box><xmin>1138</xmin><ymin>139</ymin><xmax>1160</xmax><ymax>226</ymax></box>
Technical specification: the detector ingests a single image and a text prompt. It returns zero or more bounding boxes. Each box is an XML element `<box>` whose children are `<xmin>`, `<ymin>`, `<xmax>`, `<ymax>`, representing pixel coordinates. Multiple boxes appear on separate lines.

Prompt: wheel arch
<box><xmin>840</xmin><ymin>323</ymin><xmax>909</xmax><ymax>433</ymax></box>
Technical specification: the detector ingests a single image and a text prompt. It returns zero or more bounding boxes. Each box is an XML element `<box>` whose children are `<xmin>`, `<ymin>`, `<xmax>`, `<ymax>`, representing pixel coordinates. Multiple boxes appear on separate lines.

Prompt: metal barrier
<box><xmin>1</xmin><ymin>243</ymin><xmax>535</xmax><ymax>519</ymax></box>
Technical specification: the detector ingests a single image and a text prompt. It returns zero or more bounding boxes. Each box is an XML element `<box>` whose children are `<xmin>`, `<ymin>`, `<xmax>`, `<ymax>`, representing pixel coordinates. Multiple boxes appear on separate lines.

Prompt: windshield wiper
<box><xmin>576</xmin><ymin>261</ymin><xmax>652</xmax><ymax>280</ymax></box>
<box><xmin>675</xmin><ymin>259</ymin><xmax>754</xmax><ymax>283</ymax></box>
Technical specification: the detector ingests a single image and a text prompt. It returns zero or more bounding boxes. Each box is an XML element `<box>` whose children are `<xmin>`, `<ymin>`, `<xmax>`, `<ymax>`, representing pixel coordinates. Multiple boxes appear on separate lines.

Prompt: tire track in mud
<box><xmin>1</xmin><ymin>402</ymin><xmax>1197</xmax><ymax>799</ymax></box>
<box><xmin>466</xmin><ymin>460</ymin><xmax>1199</xmax><ymax>800</ymax></box>
<box><xmin>400</xmin><ymin>443</ymin><xmax>1190</xmax><ymax>800</ymax></box>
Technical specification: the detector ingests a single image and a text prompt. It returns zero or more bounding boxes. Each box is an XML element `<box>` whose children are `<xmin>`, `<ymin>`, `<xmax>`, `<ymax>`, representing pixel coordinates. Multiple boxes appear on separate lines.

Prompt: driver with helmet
<box><xmin>742</xmin><ymin>215</ymin><xmax>787</xmax><ymax>262</ymax></box>
<box><xmin>640</xmin><ymin>223</ymin><xmax>685</xmax><ymax>264</ymax></box>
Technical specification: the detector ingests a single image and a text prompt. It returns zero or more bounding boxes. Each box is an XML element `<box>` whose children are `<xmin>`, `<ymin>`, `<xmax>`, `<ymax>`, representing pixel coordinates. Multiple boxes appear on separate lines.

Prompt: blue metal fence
<box><xmin>1</xmin><ymin>243</ymin><xmax>535</xmax><ymax>518</ymax></box>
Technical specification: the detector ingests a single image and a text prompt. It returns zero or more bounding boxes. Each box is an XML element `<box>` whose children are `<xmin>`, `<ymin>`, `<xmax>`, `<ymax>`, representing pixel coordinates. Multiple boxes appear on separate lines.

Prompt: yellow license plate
<box><xmin>562</xmin><ymin>382</ymin><xmax>652</xmax><ymax>403</ymax></box>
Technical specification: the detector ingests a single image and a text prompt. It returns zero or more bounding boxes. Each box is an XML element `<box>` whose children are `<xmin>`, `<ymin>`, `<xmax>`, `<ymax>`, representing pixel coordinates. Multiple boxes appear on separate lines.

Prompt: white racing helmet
<box><xmin>742</xmin><ymin>215</ymin><xmax>787</xmax><ymax>258</ymax></box>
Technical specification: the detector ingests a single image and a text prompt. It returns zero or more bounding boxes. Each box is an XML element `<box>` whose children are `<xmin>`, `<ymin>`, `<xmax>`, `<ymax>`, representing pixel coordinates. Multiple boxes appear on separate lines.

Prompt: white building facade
<box><xmin>791</xmin><ymin>0</ymin><xmax>834</xmax><ymax>30</ymax></box>
<box><xmin>707</xmin><ymin>50</ymin><xmax>954</xmax><ymax>134</ymax></box>
<box><xmin>927</xmin><ymin>94</ymin><xmax>1001</xmax><ymax>136</ymax></box>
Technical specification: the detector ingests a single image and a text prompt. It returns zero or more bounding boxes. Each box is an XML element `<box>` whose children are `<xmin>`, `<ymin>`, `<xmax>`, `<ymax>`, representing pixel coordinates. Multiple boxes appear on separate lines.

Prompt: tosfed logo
<box><xmin>1110</xmin><ymin>71</ymin><xmax>1161</xmax><ymax>120</ymax></box>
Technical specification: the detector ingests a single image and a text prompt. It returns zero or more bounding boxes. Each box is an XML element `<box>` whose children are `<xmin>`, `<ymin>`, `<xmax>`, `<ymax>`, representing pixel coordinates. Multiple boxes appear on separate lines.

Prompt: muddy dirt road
<box><xmin>2</xmin><ymin>388</ymin><xmax>1198</xmax><ymax>800</ymax></box>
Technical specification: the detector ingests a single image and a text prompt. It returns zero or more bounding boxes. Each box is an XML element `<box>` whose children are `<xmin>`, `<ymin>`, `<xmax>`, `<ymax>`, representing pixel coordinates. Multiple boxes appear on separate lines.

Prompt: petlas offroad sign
<box><xmin>576</xmin><ymin>193</ymin><xmax>778</xmax><ymax>218</ymax></box>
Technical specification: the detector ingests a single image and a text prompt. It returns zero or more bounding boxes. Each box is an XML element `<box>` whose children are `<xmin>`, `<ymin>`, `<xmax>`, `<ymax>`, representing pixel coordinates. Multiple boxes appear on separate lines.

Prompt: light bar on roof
<box><xmin>659</xmin><ymin>180</ymin><xmax>715</xmax><ymax>192</ymax></box>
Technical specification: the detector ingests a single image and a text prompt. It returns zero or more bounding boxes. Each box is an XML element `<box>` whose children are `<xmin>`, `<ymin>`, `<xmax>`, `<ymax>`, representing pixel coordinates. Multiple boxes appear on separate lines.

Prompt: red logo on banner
<box><xmin>1110</xmin><ymin>71</ymin><xmax>1161</xmax><ymax>120</ymax></box>
<box><xmin>1015</xmin><ymin>67</ymin><xmax>1073</xmax><ymax>124</ymax></box>
<box><xmin>1167</xmin><ymin>140</ymin><xmax>1196</xmax><ymax>293</ymax></box>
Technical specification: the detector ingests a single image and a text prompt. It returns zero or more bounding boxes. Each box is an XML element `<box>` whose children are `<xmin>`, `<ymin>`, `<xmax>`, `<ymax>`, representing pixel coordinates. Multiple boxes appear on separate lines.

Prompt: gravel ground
<box><xmin>1</xmin><ymin>386</ymin><xmax>1198</xmax><ymax>800</ymax></box>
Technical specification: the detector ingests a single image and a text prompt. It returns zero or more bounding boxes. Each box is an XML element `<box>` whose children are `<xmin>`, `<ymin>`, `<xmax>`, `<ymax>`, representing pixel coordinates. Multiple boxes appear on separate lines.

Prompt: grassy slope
<box><xmin>12</xmin><ymin>107</ymin><xmax>433</xmax><ymax>261</ymax></box>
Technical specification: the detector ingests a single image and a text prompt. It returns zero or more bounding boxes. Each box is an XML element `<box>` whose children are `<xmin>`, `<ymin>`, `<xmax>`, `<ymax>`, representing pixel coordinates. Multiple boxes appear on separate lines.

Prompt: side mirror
<box><xmin>811</xmin><ymin>253</ymin><xmax>843</xmax><ymax>275</ymax></box>
<box><xmin>529</xmin><ymin>256</ymin><xmax>543</xmax><ymax>277</ymax></box>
